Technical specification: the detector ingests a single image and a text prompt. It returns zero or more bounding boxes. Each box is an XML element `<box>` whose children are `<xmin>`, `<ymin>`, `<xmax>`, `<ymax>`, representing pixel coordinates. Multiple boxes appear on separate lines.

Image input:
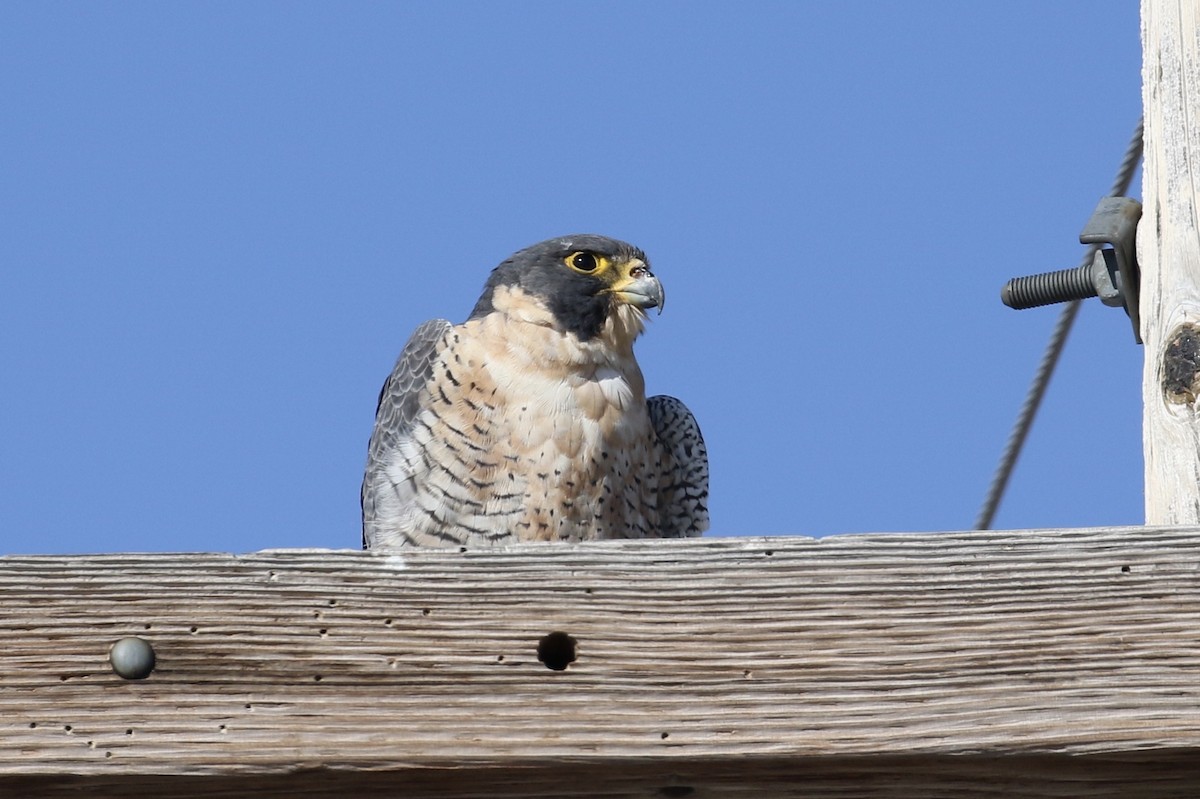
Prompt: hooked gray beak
<box><xmin>609</xmin><ymin>263</ymin><xmax>665</xmax><ymax>315</ymax></box>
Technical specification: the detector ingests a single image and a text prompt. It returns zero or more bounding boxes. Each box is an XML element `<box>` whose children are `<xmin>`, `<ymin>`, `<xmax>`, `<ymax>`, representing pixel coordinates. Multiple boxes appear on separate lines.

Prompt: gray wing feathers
<box><xmin>362</xmin><ymin>318</ymin><xmax>453</xmax><ymax>548</ymax></box>
<box><xmin>647</xmin><ymin>395</ymin><xmax>710</xmax><ymax>537</ymax></box>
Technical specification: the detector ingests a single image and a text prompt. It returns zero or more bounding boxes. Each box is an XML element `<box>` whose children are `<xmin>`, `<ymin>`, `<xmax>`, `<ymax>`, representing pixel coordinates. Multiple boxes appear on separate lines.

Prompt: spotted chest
<box><xmin>402</xmin><ymin>311</ymin><xmax>666</xmax><ymax>545</ymax></box>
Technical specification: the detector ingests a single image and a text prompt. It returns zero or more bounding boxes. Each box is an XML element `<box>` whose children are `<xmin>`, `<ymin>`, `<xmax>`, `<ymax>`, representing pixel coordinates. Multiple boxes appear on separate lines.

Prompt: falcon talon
<box><xmin>362</xmin><ymin>234</ymin><xmax>709</xmax><ymax>548</ymax></box>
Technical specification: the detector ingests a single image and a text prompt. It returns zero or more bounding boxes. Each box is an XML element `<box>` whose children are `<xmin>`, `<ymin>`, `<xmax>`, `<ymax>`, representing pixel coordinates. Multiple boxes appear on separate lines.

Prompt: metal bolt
<box><xmin>1000</xmin><ymin>196</ymin><xmax>1142</xmax><ymax>343</ymax></box>
<box><xmin>1001</xmin><ymin>249</ymin><xmax>1121</xmax><ymax>309</ymax></box>
<box><xmin>109</xmin><ymin>637</ymin><xmax>156</xmax><ymax>680</ymax></box>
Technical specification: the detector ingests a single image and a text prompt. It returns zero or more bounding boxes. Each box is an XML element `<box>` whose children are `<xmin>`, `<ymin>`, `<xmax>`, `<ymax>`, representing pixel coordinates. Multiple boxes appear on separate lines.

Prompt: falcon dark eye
<box><xmin>569</xmin><ymin>252</ymin><xmax>599</xmax><ymax>273</ymax></box>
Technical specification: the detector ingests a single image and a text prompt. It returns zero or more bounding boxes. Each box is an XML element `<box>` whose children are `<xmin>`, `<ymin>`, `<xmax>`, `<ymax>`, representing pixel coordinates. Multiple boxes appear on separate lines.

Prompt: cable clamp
<box><xmin>1000</xmin><ymin>196</ymin><xmax>1142</xmax><ymax>344</ymax></box>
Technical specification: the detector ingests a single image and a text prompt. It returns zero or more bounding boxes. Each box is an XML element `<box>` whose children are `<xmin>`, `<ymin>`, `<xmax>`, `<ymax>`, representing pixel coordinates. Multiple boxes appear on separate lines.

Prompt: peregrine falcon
<box><xmin>361</xmin><ymin>234</ymin><xmax>709</xmax><ymax>549</ymax></box>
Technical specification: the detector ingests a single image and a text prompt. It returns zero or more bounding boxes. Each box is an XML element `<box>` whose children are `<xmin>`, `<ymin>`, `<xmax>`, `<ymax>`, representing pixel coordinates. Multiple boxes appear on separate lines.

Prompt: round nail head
<box><xmin>109</xmin><ymin>637</ymin><xmax>156</xmax><ymax>680</ymax></box>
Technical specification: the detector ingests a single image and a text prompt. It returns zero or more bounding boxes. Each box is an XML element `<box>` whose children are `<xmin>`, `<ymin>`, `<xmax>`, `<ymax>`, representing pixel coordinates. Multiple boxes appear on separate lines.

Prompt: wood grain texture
<box><xmin>1142</xmin><ymin>0</ymin><xmax>1200</xmax><ymax>524</ymax></box>
<box><xmin>3</xmin><ymin>529</ymin><xmax>1200</xmax><ymax>797</ymax></box>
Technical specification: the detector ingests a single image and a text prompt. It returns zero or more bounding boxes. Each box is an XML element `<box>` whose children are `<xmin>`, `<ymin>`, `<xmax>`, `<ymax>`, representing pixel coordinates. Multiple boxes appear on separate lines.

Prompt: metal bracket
<box><xmin>1000</xmin><ymin>196</ymin><xmax>1143</xmax><ymax>344</ymax></box>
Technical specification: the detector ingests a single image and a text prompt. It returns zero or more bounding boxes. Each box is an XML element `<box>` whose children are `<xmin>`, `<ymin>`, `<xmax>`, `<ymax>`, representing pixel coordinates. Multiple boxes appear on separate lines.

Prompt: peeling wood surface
<box><xmin>1142</xmin><ymin>0</ymin><xmax>1200</xmax><ymax>524</ymax></box>
<box><xmin>3</xmin><ymin>529</ymin><xmax>1200</xmax><ymax>797</ymax></box>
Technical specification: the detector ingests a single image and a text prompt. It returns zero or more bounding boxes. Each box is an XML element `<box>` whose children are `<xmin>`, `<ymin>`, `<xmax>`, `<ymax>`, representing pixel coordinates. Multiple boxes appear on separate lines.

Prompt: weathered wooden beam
<box><xmin>3</xmin><ymin>529</ymin><xmax>1200</xmax><ymax>798</ymax></box>
<box><xmin>1142</xmin><ymin>0</ymin><xmax>1200</xmax><ymax>523</ymax></box>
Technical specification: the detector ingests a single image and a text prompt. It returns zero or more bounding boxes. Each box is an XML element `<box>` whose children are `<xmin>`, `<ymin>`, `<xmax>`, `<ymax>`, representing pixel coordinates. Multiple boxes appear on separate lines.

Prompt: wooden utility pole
<box><xmin>1142</xmin><ymin>0</ymin><xmax>1200</xmax><ymax>523</ymax></box>
<box><xmin>3</xmin><ymin>534</ymin><xmax>1200</xmax><ymax>798</ymax></box>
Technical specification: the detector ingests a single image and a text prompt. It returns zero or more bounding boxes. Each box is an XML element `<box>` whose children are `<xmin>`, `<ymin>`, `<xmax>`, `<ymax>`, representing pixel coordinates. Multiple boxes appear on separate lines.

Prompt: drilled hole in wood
<box><xmin>313</xmin><ymin>674</ymin><xmax>323</xmax><ymax>682</ymax></box>
<box><xmin>764</xmin><ymin>550</ymin><xmax>774</xmax><ymax>557</ymax></box>
<box><xmin>29</xmin><ymin>722</ymin><xmax>36</xmax><ymax>729</ymax></box>
<box><xmin>496</xmin><ymin>655</ymin><xmax>505</xmax><ymax>662</ymax></box>
<box><xmin>328</xmin><ymin>599</ymin><xmax>337</xmax><ymax>607</ymax></box>
<box><xmin>189</xmin><ymin>626</ymin><xmax>198</xmax><ymax>634</ymax></box>
<box><xmin>125</xmin><ymin>729</ymin><xmax>133</xmax><ymax>736</ymax></box>
<box><xmin>1121</xmin><ymin>565</ymin><xmax>1131</xmax><ymax>573</ymax></box>
<box><xmin>421</xmin><ymin>608</ymin><xmax>431</xmax><ymax>617</ymax></box>
<box><xmin>63</xmin><ymin>725</ymin><xmax>72</xmax><ymax>733</ymax></box>
<box><xmin>384</xmin><ymin>618</ymin><xmax>393</xmax><ymax>627</ymax></box>
<box><xmin>658</xmin><ymin>787</ymin><xmax>694</xmax><ymax>798</ymax></box>
<box><xmin>537</xmin><ymin>631</ymin><xmax>577</xmax><ymax>671</ymax></box>
<box><xmin>743</xmin><ymin>669</ymin><xmax>753</xmax><ymax>678</ymax></box>
<box><xmin>318</xmin><ymin>628</ymin><xmax>328</xmax><ymax>637</ymax></box>
<box><xmin>660</xmin><ymin>731</ymin><xmax>669</xmax><ymax>739</ymax></box>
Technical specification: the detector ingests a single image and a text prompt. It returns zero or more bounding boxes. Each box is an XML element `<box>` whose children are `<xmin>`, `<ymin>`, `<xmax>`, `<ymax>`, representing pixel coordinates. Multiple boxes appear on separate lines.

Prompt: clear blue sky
<box><xmin>1</xmin><ymin>2</ymin><xmax>1144</xmax><ymax>554</ymax></box>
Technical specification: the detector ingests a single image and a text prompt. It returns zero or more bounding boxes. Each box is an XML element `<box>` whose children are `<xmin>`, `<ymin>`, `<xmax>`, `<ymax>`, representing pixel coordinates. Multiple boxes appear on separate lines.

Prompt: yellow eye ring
<box><xmin>567</xmin><ymin>252</ymin><xmax>599</xmax><ymax>273</ymax></box>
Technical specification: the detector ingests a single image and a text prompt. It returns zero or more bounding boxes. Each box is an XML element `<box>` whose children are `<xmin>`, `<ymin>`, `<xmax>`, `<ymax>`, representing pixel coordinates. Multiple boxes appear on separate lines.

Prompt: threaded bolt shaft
<box><xmin>1001</xmin><ymin>263</ymin><xmax>1097</xmax><ymax>309</ymax></box>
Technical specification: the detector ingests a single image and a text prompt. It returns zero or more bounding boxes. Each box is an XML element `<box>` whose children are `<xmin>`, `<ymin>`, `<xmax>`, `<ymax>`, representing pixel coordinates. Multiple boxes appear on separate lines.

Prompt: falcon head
<box><xmin>468</xmin><ymin>234</ymin><xmax>664</xmax><ymax>341</ymax></box>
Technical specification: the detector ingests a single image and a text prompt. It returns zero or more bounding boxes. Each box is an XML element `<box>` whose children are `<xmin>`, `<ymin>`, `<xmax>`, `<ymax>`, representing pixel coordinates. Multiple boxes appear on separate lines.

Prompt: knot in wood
<box><xmin>1162</xmin><ymin>324</ymin><xmax>1200</xmax><ymax>405</ymax></box>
